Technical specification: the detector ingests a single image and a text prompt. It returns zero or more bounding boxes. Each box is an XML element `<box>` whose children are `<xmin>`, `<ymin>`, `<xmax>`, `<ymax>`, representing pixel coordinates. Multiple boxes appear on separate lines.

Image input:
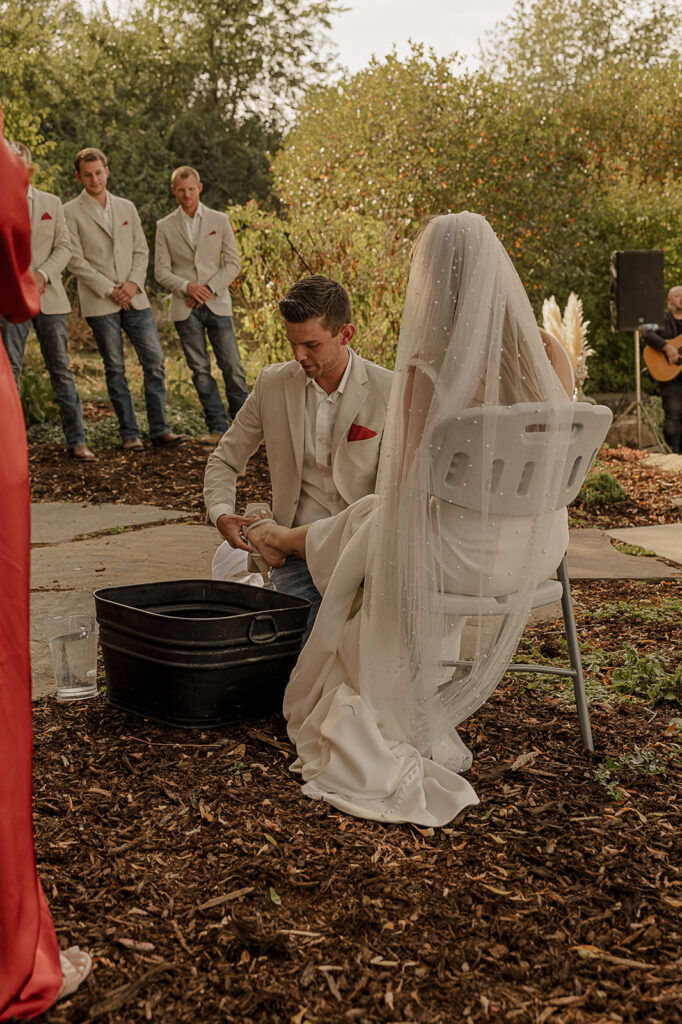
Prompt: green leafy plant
<box><xmin>576</xmin><ymin>470</ymin><xmax>626</xmax><ymax>507</ymax></box>
<box><xmin>611</xmin><ymin>646</ymin><xmax>682</xmax><ymax>706</ymax></box>
<box><xmin>590</xmin><ymin>748</ymin><xmax>666</xmax><ymax>800</ymax></box>
<box><xmin>20</xmin><ymin>369</ymin><xmax>60</xmax><ymax>427</ymax></box>
<box><xmin>25</xmin><ymin>421</ymin><xmax>65</xmax><ymax>445</ymax></box>
<box><xmin>84</xmin><ymin>416</ymin><xmax>123</xmax><ymax>450</ymax></box>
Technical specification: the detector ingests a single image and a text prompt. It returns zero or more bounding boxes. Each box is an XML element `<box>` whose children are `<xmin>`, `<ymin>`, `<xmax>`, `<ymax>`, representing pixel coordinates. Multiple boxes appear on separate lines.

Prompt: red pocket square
<box><xmin>348</xmin><ymin>423</ymin><xmax>377</xmax><ymax>442</ymax></box>
<box><xmin>122</xmin><ymin>220</ymin><xmax>129</xmax><ymax>226</ymax></box>
<box><xmin>40</xmin><ymin>211</ymin><xmax>52</xmax><ymax>221</ymax></box>
<box><xmin>209</xmin><ymin>229</ymin><xmax>217</xmax><ymax>235</ymax></box>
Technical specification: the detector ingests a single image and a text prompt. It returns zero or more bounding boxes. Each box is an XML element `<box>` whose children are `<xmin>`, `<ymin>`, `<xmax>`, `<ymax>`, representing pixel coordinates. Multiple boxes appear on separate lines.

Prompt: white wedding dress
<box><xmin>281</xmin><ymin>212</ymin><xmax>573</xmax><ymax>826</ymax></box>
<box><xmin>283</xmin><ymin>495</ymin><xmax>567</xmax><ymax>826</ymax></box>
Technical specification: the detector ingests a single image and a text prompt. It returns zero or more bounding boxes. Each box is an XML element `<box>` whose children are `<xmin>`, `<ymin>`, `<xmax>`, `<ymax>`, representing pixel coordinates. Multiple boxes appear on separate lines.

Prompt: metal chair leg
<box><xmin>557</xmin><ymin>556</ymin><xmax>594</xmax><ymax>752</ymax></box>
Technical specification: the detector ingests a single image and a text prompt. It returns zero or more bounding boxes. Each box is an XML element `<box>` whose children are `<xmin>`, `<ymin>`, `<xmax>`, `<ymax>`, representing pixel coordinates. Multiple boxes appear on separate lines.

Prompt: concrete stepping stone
<box><xmin>31</xmin><ymin>501</ymin><xmax>190</xmax><ymax>545</ymax></box>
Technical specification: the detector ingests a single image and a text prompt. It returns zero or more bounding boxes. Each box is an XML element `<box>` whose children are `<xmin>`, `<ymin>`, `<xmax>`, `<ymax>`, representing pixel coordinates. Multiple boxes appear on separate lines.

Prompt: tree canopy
<box><xmin>258</xmin><ymin>23</ymin><xmax>682</xmax><ymax>390</ymax></box>
<box><xmin>0</xmin><ymin>0</ymin><xmax>340</xmax><ymax>216</ymax></box>
<box><xmin>2</xmin><ymin>0</ymin><xmax>681</xmax><ymax>392</ymax></box>
<box><xmin>479</xmin><ymin>0</ymin><xmax>678</xmax><ymax>98</ymax></box>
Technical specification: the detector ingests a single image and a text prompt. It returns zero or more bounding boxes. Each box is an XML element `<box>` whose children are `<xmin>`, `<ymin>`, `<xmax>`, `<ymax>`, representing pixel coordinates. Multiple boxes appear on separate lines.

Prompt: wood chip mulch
<box><xmin>26</xmin><ymin>443</ymin><xmax>681</xmax><ymax>1023</ymax></box>
<box><xmin>28</xmin><ymin>441</ymin><xmax>273</xmax><ymax>517</ymax></box>
<box><xmin>570</xmin><ymin>447</ymin><xmax>681</xmax><ymax>530</ymax></box>
<box><xmin>32</xmin><ymin>579</ymin><xmax>681</xmax><ymax>1024</ymax></box>
<box><xmin>28</xmin><ymin>443</ymin><xmax>680</xmax><ymax>533</ymax></box>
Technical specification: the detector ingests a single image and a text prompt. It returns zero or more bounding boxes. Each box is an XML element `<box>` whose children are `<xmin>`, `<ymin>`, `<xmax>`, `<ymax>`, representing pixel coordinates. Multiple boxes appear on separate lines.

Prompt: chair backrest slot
<box><xmin>445</xmin><ymin>450</ymin><xmax>470</xmax><ymax>488</ymax></box>
<box><xmin>517</xmin><ymin>460</ymin><xmax>535</xmax><ymax>497</ymax></box>
<box><xmin>566</xmin><ymin>454</ymin><xmax>583</xmax><ymax>490</ymax></box>
<box><xmin>490</xmin><ymin>458</ymin><xmax>505</xmax><ymax>493</ymax></box>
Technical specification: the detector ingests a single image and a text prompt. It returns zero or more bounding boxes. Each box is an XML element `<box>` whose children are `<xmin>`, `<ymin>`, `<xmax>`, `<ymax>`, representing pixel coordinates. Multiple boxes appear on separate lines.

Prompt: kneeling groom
<box><xmin>203</xmin><ymin>275</ymin><xmax>393</xmax><ymax>634</ymax></box>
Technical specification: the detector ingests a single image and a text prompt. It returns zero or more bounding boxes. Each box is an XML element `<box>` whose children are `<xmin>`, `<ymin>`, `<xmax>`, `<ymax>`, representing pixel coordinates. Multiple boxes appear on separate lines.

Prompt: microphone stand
<box><xmin>616</xmin><ymin>329</ymin><xmax>669</xmax><ymax>452</ymax></box>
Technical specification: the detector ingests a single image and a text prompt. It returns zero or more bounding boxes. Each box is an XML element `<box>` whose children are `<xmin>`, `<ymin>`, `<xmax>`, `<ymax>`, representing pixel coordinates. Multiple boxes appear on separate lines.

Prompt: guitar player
<box><xmin>643</xmin><ymin>285</ymin><xmax>682</xmax><ymax>453</ymax></box>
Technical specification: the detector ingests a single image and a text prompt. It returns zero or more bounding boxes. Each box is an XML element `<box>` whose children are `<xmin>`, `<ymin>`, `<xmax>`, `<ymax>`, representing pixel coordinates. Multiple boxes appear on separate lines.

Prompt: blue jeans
<box><xmin>659</xmin><ymin>377</ymin><xmax>682</xmax><ymax>453</ymax></box>
<box><xmin>175</xmin><ymin>308</ymin><xmax>248</xmax><ymax>432</ymax></box>
<box><xmin>270</xmin><ymin>556</ymin><xmax>321</xmax><ymax>643</ymax></box>
<box><xmin>86</xmin><ymin>308</ymin><xmax>169</xmax><ymax>442</ymax></box>
<box><xmin>0</xmin><ymin>313</ymin><xmax>86</xmax><ymax>447</ymax></box>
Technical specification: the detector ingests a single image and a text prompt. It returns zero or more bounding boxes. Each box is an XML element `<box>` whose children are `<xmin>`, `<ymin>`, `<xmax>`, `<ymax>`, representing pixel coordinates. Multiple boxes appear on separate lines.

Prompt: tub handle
<box><xmin>248</xmin><ymin>615</ymin><xmax>278</xmax><ymax>644</ymax></box>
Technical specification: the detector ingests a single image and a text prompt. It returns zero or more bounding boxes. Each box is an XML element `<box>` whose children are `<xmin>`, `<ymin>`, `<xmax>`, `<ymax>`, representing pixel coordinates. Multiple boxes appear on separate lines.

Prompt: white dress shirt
<box><xmin>181</xmin><ymin>201</ymin><xmax>204</xmax><ymax>248</ymax></box>
<box><xmin>82</xmin><ymin>192</ymin><xmax>115</xmax><ymax>295</ymax></box>
<box><xmin>82</xmin><ymin>190</ymin><xmax>113</xmax><ymax>235</ymax></box>
<box><xmin>27</xmin><ymin>185</ymin><xmax>47</xmax><ymax>283</ymax></box>
<box><xmin>293</xmin><ymin>351</ymin><xmax>353</xmax><ymax>527</ymax></box>
<box><xmin>181</xmin><ymin>203</ymin><xmax>204</xmax><ymax>294</ymax></box>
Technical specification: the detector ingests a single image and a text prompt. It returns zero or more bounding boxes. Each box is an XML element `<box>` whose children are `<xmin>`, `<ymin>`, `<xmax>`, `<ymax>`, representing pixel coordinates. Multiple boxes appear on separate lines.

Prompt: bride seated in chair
<box><xmin>245</xmin><ymin>211</ymin><xmax>574</xmax><ymax>827</ymax></box>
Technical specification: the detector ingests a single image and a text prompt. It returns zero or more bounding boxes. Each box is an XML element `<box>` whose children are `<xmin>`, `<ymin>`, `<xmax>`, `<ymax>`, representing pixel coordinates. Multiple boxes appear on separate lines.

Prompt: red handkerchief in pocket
<box><xmin>209</xmin><ymin>229</ymin><xmax>217</xmax><ymax>236</ymax></box>
<box><xmin>348</xmin><ymin>423</ymin><xmax>377</xmax><ymax>442</ymax></box>
<box><xmin>40</xmin><ymin>211</ymin><xmax>52</xmax><ymax>221</ymax></box>
<box><xmin>122</xmin><ymin>220</ymin><xmax>129</xmax><ymax>226</ymax></box>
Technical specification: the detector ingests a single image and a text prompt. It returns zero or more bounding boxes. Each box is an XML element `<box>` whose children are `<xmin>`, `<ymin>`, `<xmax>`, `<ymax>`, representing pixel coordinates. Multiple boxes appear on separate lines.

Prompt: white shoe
<box><xmin>57</xmin><ymin>946</ymin><xmax>92</xmax><ymax>1000</ymax></box>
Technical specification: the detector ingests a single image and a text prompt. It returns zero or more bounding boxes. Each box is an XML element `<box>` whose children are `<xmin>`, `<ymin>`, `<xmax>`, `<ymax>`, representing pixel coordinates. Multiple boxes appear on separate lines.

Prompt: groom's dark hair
<box><xmin>279</xmin><ymin>275</ymin><xmax>352</xmax><ymax>335</ymax></box>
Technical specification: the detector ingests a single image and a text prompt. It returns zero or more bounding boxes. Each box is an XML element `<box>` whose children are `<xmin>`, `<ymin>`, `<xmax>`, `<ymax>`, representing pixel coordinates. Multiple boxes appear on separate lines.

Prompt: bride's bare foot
<box><xmin>245</xmin><ymin>519</ymin><xmax>291</xmax><ymax>566</ymax></box>
<box><xmin>57</xmin><ymin>946</ymin><xmax>92</xmax><ymax>1000</ymax></box>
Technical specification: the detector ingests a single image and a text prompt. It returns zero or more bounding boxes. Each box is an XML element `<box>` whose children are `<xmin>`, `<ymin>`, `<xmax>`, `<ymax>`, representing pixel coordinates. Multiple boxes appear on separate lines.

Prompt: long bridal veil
<box><xmin>357</xmin><ymin>212</ymin><xmax>572</xmax><ymax>767</ymax></box>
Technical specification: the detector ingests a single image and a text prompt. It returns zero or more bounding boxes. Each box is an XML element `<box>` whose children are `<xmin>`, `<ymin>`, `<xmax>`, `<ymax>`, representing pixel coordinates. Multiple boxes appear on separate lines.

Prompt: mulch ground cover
<box><xmin>570</xmin><ymin>448</ymin><xmax>681</xmax><ymax>530</ymax></box>
<box><xmin>28</xmin><ymin>439</ymin><xmax>272</xmax><ymax>517</ymax></box>
<box><xmin>27</xmin><ymin>444</ymin><xmax>681</xmax><ymax>1023</ymax></box>
<box><xmin>28</xmin><ymin>442</ymin><xmax>681</xmax><ymax>531</ymax></box>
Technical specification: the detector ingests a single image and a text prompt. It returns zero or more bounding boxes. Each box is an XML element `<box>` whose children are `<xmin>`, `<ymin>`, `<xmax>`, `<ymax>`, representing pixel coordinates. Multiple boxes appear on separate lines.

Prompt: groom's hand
<box><xmin>246</xmin><ymin>520</ymin><xmax>288</xmax><ymax>568</ymax></box>
<box><xmin>216</xmin><ymin>513</ymin><xmax>260</xmax><ymax>551</ymax></box>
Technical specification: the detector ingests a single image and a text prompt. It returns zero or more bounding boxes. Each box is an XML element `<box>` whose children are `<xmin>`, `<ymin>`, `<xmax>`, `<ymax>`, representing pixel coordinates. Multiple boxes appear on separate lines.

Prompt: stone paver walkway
<box><xmin>606</xmin><ymin>524</ymin><xmax>682</xmax><ymax>566</ymax></box>
<box><xmin>30</xmin><ymin>503</ymin><xmax>682</xmax><ymax>700</ymax></box>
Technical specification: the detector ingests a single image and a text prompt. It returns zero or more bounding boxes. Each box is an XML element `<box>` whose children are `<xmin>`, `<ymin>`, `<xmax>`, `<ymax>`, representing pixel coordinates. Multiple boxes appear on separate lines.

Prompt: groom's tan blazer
<box><xmin>28</xmin><ymin>187</ymin><xmax>71</xmax><ymax>316</ymax></box>
<box><xmin>204</xmin><ymin>351</ymin><xmax>394</xmax><ymax>528</ymax></box>
<box><xmin>154</xmin><ymin>205</ymin><xmax>241</xmax><ymax>322</ymax></box>
<box><xmin>64</xmin><ymin>190</ymin><xmax>151</xmax><ymax>317</ymax></box>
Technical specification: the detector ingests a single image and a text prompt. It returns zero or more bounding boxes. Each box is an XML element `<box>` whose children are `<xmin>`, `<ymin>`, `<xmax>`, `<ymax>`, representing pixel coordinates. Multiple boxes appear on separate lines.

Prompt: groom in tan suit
<box><xmin>0</xmin><ymin>143</ymin><xmax>93</xmax><ymax>460</ymax></box>
<box><xmin>204</xmin><ymin>276</ymin><xmax>393</xmax><ymax>630</ymax></box>
<box><xmin>155</xmin><ymin>166</ymin><xmax>248</xmax><ymax>443</ymax></box>
<box><xmin>64</xmin><ymin>147</ymin><xmax>183</xmax><ymax>451</ymax></box>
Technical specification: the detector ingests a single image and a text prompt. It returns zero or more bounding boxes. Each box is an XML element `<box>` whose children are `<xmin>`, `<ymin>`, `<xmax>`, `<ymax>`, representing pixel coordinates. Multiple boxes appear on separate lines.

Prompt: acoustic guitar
<box><xmin>643</xmin><ymin>338</ymin><xmax>682</xmax><ymax>382</ymax></box>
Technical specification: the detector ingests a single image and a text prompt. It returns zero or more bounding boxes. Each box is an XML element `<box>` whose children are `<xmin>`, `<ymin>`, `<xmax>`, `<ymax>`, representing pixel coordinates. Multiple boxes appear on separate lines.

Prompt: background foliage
<box><xmin>2</xmin><ymin>0</ymin><xmax>681</xmax><ymax>391</ymax></box>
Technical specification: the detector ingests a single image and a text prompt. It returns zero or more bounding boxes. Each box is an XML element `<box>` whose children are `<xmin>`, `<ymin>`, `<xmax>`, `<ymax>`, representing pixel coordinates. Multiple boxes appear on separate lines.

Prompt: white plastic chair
<box><xmin>430</xmin><ymin>402</ymin><xmax>613</xmax><ymax>752</ymax></box>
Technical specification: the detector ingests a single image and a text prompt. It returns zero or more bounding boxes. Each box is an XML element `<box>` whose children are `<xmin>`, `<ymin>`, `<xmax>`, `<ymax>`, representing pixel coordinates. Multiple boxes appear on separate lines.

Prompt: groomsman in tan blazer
<box><xmin>155</xmin><ymin>166</ymin><xmax>248</xmax><ymax>443</ymax></box>
<box><xmin>64</xmin><ymin>147</ymin><xmax>183</xmax><ymax>451</ymax></box>
<box><xmin>0</xmin><ymin>143</ymin><xmax>93</xmax><ymax>459</ymax></box>
<box><xmin>204</xmin><ymin>276</ymin><xmax>393</xmax><ymax>631</ymax></box>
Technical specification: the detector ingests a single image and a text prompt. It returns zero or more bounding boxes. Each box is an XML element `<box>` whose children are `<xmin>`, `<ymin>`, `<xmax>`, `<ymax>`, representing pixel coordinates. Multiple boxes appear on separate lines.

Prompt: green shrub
<box><xmin>576</xmin><ymin>470</ymin><xmax>626</xmax><ymax>507</ymax></box>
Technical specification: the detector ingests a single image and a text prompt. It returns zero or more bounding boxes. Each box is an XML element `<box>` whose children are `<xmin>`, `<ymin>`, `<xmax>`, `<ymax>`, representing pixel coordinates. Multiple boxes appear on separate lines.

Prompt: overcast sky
<box><xmin>328</xmin><ymin>0</ymin><xmax>519</xmax><ymax>74</ymax></box>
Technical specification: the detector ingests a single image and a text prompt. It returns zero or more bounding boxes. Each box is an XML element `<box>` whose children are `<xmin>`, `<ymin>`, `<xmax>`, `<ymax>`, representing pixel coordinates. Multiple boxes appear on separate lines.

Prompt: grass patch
<box><xmin>581</xmin><ymin>596</ymin><xmax>682</xmax><ymax>624</ymax></box>
<box><xmin>21</xmin><ymin>334</ymin><xmax>220</xmax><ymax>444</ymax></box>
<box><xmin>611</xmin><ymin>539</ymin><xmax>657</xmax><ymax>557</ymax></box>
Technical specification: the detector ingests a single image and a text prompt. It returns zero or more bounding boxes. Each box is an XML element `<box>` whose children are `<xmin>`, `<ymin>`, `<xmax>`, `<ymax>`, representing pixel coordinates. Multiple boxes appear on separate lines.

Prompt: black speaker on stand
<box><xmin>610</xmin><ymin>249</ymin><xmax>668</xmax><ymax>451</ymax></box>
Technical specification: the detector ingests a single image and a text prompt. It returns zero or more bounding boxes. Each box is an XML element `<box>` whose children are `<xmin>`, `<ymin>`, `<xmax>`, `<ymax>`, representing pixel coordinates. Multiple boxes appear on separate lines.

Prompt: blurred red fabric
<box><xmin>0</xmin><ymin>120</ymin><xmax>62</xmax><ymax>1019</ymax></box>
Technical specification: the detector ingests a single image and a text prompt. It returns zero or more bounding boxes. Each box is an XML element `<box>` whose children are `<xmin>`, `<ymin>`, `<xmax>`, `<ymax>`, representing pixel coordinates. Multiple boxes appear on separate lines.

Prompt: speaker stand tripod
<box><xmin>615</xmin><ymin>330</ymin><xmax>669</xmax><ymax>452</ymax></box>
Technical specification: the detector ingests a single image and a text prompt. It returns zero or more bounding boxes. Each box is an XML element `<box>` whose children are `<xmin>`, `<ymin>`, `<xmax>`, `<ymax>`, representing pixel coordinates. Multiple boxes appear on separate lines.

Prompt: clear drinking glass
<box><xmin>45</xmin><ymin>612</ymin><xmax>98</xmax><ymax>701</ymax></box>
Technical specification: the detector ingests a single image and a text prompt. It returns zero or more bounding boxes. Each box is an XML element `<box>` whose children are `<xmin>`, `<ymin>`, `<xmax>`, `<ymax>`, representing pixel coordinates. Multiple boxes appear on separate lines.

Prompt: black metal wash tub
<box><xmin>94</xmin><ymin>579</ymin><xmax>310</xmax><ymax>728</ymax></box>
